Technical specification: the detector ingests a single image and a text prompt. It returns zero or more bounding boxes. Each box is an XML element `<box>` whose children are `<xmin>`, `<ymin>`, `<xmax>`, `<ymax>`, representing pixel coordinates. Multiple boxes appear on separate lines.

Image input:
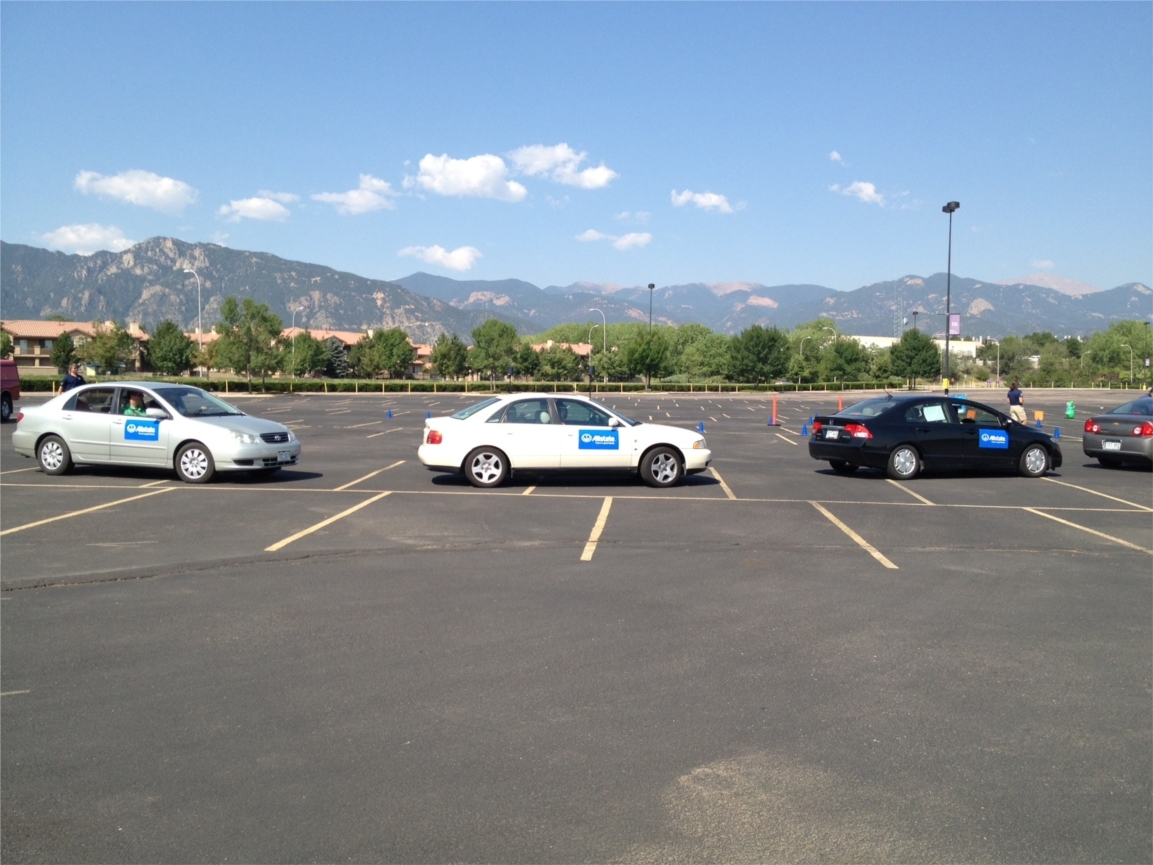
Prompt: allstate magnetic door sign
<box><xmin>579</xmin><ymin>429</ymin><xmax>619</xmax><ymax>449</ymax></box>
<box><xmin>124</xmin><ymin>420</ymin><xmax>160</xmax><ymax>441</ymax></box>
<box><xmin>978</xmin><ymin>428</ymin><xmax>1009</xmax><ymax>449</ymax></box>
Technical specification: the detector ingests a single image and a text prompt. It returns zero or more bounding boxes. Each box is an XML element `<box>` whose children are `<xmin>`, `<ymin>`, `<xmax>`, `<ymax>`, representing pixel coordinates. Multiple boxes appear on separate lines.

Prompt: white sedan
<box><xmin>418</xmin><ymin>393</ymin><xmax>712</xmax><ymax>488</ymax></box>
<box><xmin>12</xmin><ymin>382</ymin><xmax>300</xmax><ymax>483</ymax></box>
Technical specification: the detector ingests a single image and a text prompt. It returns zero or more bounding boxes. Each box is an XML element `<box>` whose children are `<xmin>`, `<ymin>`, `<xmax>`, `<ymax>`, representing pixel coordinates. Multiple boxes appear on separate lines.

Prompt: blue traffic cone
<box><xmin>426</xmin><ymin>411</ymin><xmax>432</xmax><ymax>419</ymax></box>
<box><xmin>387</xmin><ymin>409</ymin><xmax>392</xmax><ymax>419</ymax></box>
<box><xmin>1035</xmin><ymin>419</ymin><xmax>1043</xmax><ymax>429</ymax></box>
<box><xmin>801</xmin><ymin>423</ymin><xmax>809</xmax><ymax>436</ymax></box>
<box><xmin>808</xmin><ymin>416</ymin><xmax>814</xmax><ymax>426</ymax></box>
<box><xmin>698</xmin><ymin>421</ymin><xmax>705</xmax><ymax>434</ymax></box>
<box><xmin>1054</xmin><ymin>427</ymin><xmax>1061</xmax><ymax>439</ymax></box>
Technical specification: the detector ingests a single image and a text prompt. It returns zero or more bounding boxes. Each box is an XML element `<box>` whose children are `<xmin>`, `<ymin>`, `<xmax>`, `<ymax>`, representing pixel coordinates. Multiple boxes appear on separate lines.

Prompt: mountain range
<box><xmin>2</xmin><ymin>237</ymin><xmax>1149</xmax><ymax>342</ymax></box>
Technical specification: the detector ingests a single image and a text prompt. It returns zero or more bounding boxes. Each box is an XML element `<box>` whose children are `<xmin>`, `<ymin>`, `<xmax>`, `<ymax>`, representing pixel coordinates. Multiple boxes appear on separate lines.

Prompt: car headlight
<box><xmin>693</xmin><ymin>438</ymin><xmax>706</xmax><ymax>449</ymax></box>
<box><xmin>285</xmin><ymin>429</ymin><xmax>296</xmax><ymax>443</ymax></box>
<box><xmin>227</xmin><ymin>430</ymin><xmax>262</xmax><ymax>444</ymax></box>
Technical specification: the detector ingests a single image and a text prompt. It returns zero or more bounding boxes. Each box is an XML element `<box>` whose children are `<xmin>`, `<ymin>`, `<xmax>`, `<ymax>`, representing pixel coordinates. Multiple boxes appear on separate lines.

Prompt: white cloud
<box><xmin>404</xmin><ymin>153</ymin><xmax>526</xmax><ymax>202</ymax></box>
<box><xmin>74</xmin><ymin>169</ymin><xmax>197</xmax><ymax>215</ymax></box>
<box><xmin>829</xmin><ymin>151</ymin><xmax>845</xmax><ymax>164</ymax></box>
<box><xmin>576</xmin><ymin>229</ymin><xmax>612</xmax><ymax>242</ymax></box>
<box><xmin>312</xmin><ymin>174</ymin><xmax>398</xmax><ymax>214</ymax></box>
<box><xmin>614</xmin><ymin>211</ymin><xmax>651</xmax><ymax>224</ymax></box>
<box><xmin>612</xmin><ymin>232</ymin><xmax>652</xmax><ymax>250</ymax></box>
<box><xmin>257</xmin><ymin>190</ymin><xmax>300</xmax><ymax>204</ymax></box>
<box><xmin>217</xmin><ymin>197</ymin><xmax>291</xmax><ymax>222</ymax></box>
<box><xmin>509</xmin><ymin>143</ymin><xmax>618</xmax><ymax>189</ymax></box>
<box><xmin>398</xmin><ymin>244</ymin><xmax>482</xmax><ymax>272</ymax></box>
<box><xmin>1031</xmin><ymin>259</ymin><xmax>1056</xmax><ymax>269</ymax></box>
<box><xmin>41</xmin><ymin>223</ymin><xmax>136</xmax><ymax>255</ymax></box>
<box><xmin>831</xmin><ymin>180</ymin><xmax>885</xmax><ymax>206</ymax></box>
<box><xmin>671</xmin><ymin>189</ymin><xmax>734</xmax><ymax>213</ymax></box>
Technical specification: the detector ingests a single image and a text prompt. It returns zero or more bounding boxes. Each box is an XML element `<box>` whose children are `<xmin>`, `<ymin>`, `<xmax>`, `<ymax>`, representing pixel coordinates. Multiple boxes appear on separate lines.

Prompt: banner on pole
<box><xmin>948</xmin><ymin>314</ymin><xmax>961</xmax><ymax>336</ymax></box>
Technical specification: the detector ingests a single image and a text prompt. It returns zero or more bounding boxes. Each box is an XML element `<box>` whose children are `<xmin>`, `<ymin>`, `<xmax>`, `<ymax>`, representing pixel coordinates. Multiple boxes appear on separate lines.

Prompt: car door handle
<box><xmin>112</xmin><ymin>419</ymin><xmax>124</xmax><ymax>425</ymax></box>
<box><xmin>916</xmin><ymin>427</ymin><xmax>932</xmax><ymax>433</ymax></box>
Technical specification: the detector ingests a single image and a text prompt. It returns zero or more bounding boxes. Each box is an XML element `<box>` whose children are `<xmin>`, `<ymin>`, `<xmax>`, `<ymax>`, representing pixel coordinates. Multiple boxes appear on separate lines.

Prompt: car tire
<box><xmin>886</xmin><ymin>444</ymin><xmax>920</xmax><ymax>480</ymax></box>
<box><xmin>1019</xmin><ymin>444</ymin><xmax>1049</xmax><ymax>478</ymax></box>
<box><xmin>1</xmin><ymin>394</ymin><xmax>11</xmax><ymax>422</ymax></box>
<box><xmin>640</xmin><ymin>446</ymin><xmax>683</xmax><ymax>488</ymax></box>
<box><xmin>829</xmin><ymin>460</ymin><xmax>858</xmax><ymax>474</ymax></box>
<box><xmin>175</xmin><ymin>442</ymin><xmax>216</xmax><ymax>484</ymax></box>
<box><xmin>37</xmin><ymin>434</ymin><xmax>72</xmax><ymax>475</ymax></box>
<box><xmin>464</xmin><ymin>446</ymin><xmax>508</xmax><ymax>488</ymax></box>
<box><xmin>1097</xmin><ymin>456</ymin><xmax>1122</xmax><ymax>468</ymax></box>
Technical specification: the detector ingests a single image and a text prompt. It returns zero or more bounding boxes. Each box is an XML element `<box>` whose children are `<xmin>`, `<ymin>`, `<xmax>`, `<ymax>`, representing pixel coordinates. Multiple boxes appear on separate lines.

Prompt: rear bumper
<box><xmin>1082</xmin><ymin>434</ymin><xmax>1153</xmax><ymax>463</ymax></box>
<box><xmin>808</xmin><ymin>439</ymin><xmax>887</xmax><ymax>469</ymax></box>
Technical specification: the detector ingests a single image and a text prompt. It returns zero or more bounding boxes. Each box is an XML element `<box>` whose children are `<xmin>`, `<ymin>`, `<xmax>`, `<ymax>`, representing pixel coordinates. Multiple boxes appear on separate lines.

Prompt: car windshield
<box><xmin>153</xmin><ymin>387</ymin><xmax>245</xmax><ymax>417</ymax></box>
<box><xmin>837</xmin><ymin>397</ymin><xmax>893</xmax><ymax>418</ymax></box>
<box><xmin>1108</xmin><ymin>398</ymin><xmax>1153</xmax><ymax>417</ymax></box>
<box><xmin>452</xmin><ymin>397</ymin><xmax>502</xmax><ymax>420</ymax></box>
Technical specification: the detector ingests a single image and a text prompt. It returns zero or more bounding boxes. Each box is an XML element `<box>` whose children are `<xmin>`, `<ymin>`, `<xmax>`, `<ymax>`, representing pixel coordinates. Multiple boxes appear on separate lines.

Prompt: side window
<box><xmin>555</xmin><ymin>399</ymin><xmax>610</xmax><ymax>426</ymax></box>
<box><xmin>951</xmin><ymin>402</ymin><xmax>1000</xmax><ymax>425</ymax></box>
<box><xmin>905</xmin><ymin>402</ymin><xmax>951</xmax><ymax>423</ymax></box>
<box><xmin>117</xmin><ymin>389</ymin><xmax>156</xmax><ymax>414</ymax></box>
<box><xmin>503</xmin><ymin>399</ymin><xmax>552</xmax><ymax>424</ymax></box>
<box><xmin>69</xmin><ymin>388</ymin><xmax>115</xmax><ymax>414</ymax></box>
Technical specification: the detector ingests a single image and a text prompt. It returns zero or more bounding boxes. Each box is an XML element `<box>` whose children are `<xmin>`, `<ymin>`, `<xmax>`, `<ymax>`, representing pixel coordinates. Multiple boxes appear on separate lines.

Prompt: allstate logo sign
<box><xmin>978</xmin><ymin>428</ymin><xmax>1009</xmax><ymax>449</ymax></box>
<box><xmin>124</xmin><ymin>420</ymin><xmax>160</xmax><ymax>441</ymax></box>
<box><xmin>578</xmin><ymin>429</ymin><xmax>619</xmax><ymax>450</ymax></box>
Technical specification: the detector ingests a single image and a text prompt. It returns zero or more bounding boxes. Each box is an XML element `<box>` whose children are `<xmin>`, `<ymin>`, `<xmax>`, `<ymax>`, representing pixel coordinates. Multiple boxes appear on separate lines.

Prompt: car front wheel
<box><xmin>38</xmin><ymin>435</ymin><xmax>72</xmax><ymax>475</ymax></box>
<box><xmin>176</xmin><ymin>442</ymin><xmax>216</xmax><ymax>483</ymax></box>
<box><xmin>465</xmin><ymin>447</ymin><xmax>508</xmax><ymax>488</ymax></box>
<box><xmin>641</xmin><ymin>446</ymin><xmax>683</xmax><ymax>488</ymax></box>
<box><xmin>886</xmin><ymin>445</ymin><xmax>920</xmax><ymax>480</ymax></box>
<box><xmin>1019</xmin><ymin>444</ymin><xmax>1049</xmax><ymax>478</ymax></box>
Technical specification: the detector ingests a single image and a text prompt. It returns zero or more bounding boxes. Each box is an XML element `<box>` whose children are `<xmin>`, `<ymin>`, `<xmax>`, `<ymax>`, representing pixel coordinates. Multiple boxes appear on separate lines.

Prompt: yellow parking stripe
<box><xmin>810</xmin><ymin>501</ymin><xmax>898</xmax><ymax>569</ymax></box>
<box><xmin>265</xmin><ymin>492</ymin><xmax>392</xmax><ymax>552</ymax></box>
<box><xmin>1041</xmin><ymin>477</ymin><xmax>1153</xmax><ymax>512</ymax></box>
<box><xmin>886</xmin><ymin>479</ymin><xmax>934</xmax><ymax>505</ymax></box>
<box><xmin>0</xmin><ymin>489</ymin><xmax>175</xmax><ymax>536</ymax></box>
<box><xmin>522</xmin><ymin>486</ymin><xmax>536</xmax><ymax>495</ymax></box>
<box><xmin>710</xmin><ymin>467</ymin><xmax>737</xmax><ymax>500</ymax></box>
<box><xmin>334</xmin><ymin>461</ymin><xmax>404</xmax><ymax>491</ymax></box>
<box><xmin>1024</xmin><ymin>508</ymin><xmax>1153</xmax><ymax>555</ymax></box>
<box><xmin>580</xmin><ymin>497</ymin><xmax>614</xmax><ymax>561</ymax></box>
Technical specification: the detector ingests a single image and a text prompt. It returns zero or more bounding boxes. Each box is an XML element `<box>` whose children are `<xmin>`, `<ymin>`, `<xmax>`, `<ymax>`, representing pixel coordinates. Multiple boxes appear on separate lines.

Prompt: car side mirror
<box><xmin>608</xmin><ymin>417</ymin><xmax>620</xmax><ymax>427</ymax></box>
<box><xmin>146</xmin><ymin>408</ymin><xmax>169</xmax><ymax>420</ymax></box>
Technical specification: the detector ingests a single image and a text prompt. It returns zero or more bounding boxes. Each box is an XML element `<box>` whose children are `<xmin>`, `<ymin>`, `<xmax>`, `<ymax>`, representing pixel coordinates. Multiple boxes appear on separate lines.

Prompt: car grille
<box><xmin>262</xmin><ymin>456</ymin><xmax>297</xmax><ymax>467</ymax></box>
<box><xmin>261</xmin><ymin>432</ymin><xmax>289</xmax><ymax>443</ymax></box>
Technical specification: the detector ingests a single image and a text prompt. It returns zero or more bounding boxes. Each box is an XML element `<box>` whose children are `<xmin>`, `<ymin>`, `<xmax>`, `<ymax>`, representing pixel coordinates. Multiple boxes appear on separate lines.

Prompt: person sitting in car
<box><xmin>122</xmin><ymin>392</ymin><xmax>148</xmax><ymax>417</ymax></box>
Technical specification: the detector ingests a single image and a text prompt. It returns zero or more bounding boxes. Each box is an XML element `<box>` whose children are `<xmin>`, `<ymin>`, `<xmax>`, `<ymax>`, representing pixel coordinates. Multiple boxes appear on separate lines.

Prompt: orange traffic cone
<box><xmin>837</xmin><ymin>393</ymin><xmax>844</xmax><ymax>411</ymax></box>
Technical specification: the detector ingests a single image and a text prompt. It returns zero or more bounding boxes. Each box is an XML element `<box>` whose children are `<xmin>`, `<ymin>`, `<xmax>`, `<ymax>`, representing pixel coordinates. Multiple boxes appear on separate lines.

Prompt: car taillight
<box><xmin>1084</xmin><ymin>420</ymin><xmax>1100</xmax><ymax>434</ymax></box>
<box><xmin>427</xmin><ymin>430</ymin><xmax>443</xmax><ymax>444</ymax></box>
<box><xmin>15</xmin><ymin>411</ymin><xmax>23</xmax><ymax>423</ymax></box>
<box><xmin>812</xmin><ymin>420</ymin><xmax>822</xmax><ymax>433</ymax></box>
<box><xmin>1135</xmin><ymin>422</ymin><xmax>1153</xmax><ymax>437</ymax></box>
<box><xmin>843</xmin><ymin>422</ymin><xmax>872</xmax><ymax>439</ymax></box>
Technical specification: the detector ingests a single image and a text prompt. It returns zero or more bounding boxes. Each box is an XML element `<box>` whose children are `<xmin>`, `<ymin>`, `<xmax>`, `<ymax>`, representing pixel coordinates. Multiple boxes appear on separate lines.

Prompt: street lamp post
<box><xmin>647</xmin><ymin>284</ymin><xmax>655</xmax><ymax>333</ymax></box>
<box><xmin>822</xmin><ymin>326</ymin><xmax>836</xmax><ymax>344</ymax></box>
<box><xmin>183</xmin><ymin>269</ymin><xmax>202</xmax><ymax>377</ymax></box>
<box><xmin>912</xmin><ymin>310</ymin><xmax>919</xmax><ymax>332</ymax></box>
<box><xmin>1121</xmin><ymin>343</ymin><xmax>1134</xmax><ymax>384</ymax></box>
<box><xmin>290</xmin><ymin>305</ymin><xmax>301</xmax><ymax>378</ymax></box>
<box><xmin>646</xmin><ymin>284</ymin><xmax>656</xmax><ymax>390</ymax></box>
<box><xmin>589</xmin><ymin>308</ymin><xmax>607</xmax><ymax>382</ymax></box>
<box><xmin>798</xmin><ymin>336</ymin><xmax>812</xmax><ymax>386</ymax></box>
<box><xmin>942</xmin><ymin>201</ymin><xmax>960</xmax><ymax>394</ymax></box>
<box><xmin>988</xmin><ymin>338</ymin><xmax>1000</xmax><ymax>383</ymax></box>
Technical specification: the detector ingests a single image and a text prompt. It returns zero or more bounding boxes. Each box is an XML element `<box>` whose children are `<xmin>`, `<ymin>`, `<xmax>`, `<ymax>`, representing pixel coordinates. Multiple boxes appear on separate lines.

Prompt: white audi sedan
<box><xmin>12</xmin><ymin>382</ymin><xmax>300</xmax><ymax>483</ymax></box>
<box><xmin>418</xmin><ymin>393</ymin><xmax>711</xmax><ymax>488</ymax></box>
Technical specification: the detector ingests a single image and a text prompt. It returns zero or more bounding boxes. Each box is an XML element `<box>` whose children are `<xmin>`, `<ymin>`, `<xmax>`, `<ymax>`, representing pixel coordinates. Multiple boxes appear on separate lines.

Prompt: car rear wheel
<box><xmin>886</xmin><ymin>445</ymin><xmax>920</xmax><ymax>480</ymax></box>
<box><xmin>1097</xmin><ymin>456</ymin><xmax>1122</xmax><ymax>468</ymax></box>
<box><xmin>641</xmin><ymin>446</ymin><xmax>683</xmax><ymax>488</ymax></box>
<box><xmin>1019</xmin><ymin>444</ymin><xmax>1049</xmax><ymax>478</ymax></box>
<box><xmin>829</xmin><ymin>460</ymin><xmax>858</xmax><ymax>474</ymax></box>
<box><xmin>176</xmin><ymin>442</ymin><xmax>215</xmax><ymax>484</ymax></box>
<box><xmin>465</xmin><ymin>447</ymin><xmax>508</xmax><ymax>488</ymax></box>
<box><xmin>1</xmin><ymin>394</ymin><xmax>12</xmax><ymax>422</ymax></box>
<box><xmin>38</xmin><ymin>435</ymin><xmax>72</xmax><ymax>475</ymax></box>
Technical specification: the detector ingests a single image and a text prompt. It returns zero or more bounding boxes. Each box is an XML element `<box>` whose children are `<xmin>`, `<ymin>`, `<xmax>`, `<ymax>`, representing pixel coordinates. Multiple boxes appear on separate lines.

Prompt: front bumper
<box><xmin>213</xmin><ymin>440</ymin><xmax>301</xmax><ymax>471</ymax></box>
<box><xmin>684</xmin><ymin>447</ymin><xmax>712</xmax><ymax>472</ymax></box>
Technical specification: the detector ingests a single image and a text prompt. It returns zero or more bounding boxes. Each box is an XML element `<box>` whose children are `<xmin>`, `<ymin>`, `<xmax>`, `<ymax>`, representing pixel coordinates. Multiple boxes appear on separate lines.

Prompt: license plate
<box><xmin>1103</xmin><ymin>440</ymin><xmax>1122</xmax><ymax>451</ymax></box>
<box><xmin>824</xmin><ymin>429</ymin><xmax>840</xmax><ymax>439</ymax></box>
<box><xmin>278</xmin><ymin>449</ymin><xmax>292</xmax><ymax>462</ymax></box>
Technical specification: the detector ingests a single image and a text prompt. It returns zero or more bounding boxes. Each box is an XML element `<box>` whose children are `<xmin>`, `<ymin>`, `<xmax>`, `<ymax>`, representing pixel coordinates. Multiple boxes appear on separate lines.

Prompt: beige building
<box><xmin>1</xmin><ymin>319</ymin><xmax>149</xmax><ymax>372</ymax></box>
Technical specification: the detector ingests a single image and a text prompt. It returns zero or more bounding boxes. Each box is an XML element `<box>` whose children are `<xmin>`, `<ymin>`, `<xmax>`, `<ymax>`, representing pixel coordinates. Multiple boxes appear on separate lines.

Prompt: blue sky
<box><xmin>2</xmin><ymin>2</ymin><xmax>1150</xmax><ymax>292</ymax></box>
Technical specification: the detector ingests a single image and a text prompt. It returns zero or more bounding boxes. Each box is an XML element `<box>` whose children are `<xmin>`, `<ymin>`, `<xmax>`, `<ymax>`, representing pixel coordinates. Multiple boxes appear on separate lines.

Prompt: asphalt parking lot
<box><xmin>2</xmin><ymin>388</ymin><xmax>1150</xmax><ymax>863</ymax></box>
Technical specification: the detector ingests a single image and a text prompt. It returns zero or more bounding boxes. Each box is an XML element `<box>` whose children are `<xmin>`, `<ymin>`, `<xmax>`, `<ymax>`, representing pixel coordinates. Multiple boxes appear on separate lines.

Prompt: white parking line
<box><xmin>580</xmin><ymin>497</ymin><xmax>613</xmax><ymax>561</ymax></box>
<box><xmin>811</xmin><ymin>501</ymin><xmax>898</xmax><ymax>569</ymax></box>
<box><xmin>775</xmin><ymin>433</ymin><xmax>798</xmax><ymax>446</ymax></box>
<box><xmin>0</xmin><ymin>488</ymin><xmax>175</xmax><ymax>536</ymax></box>
<box><xmin>886</xmin><ymin>479</ymin><xmax>934</xmax><ymax>505</ymax></box>
<box><xmin>710</xmin><ymin>467</ymin><xmax>737</xmax><ymax>500</ymax></box>
<box><xmin>1024</xmin><ymin>508</ymin><xmax>1153</xmax><ymax>555</ymax></box>
<box><xmin>346</xmin><ymin>420</ymin><xmax>382</xmax><ymax>429</ymax></box>
<box><xmin>0</xmin><ymin>467</ymin><xmax>39</xmax><ymax>475</ymax></box>
<box><xmin>334</xmin><ymin>461</ymin><xmax>405</xmax><ymax>491</ymax></box>
<box><xmin>0</xmin><ymin>691</ymin><xmax>31</xmax><ymax>697</ymax></box>
<box><xmin>265</xmin><ymin>491</ymin><xmax>393</xmax><ymax>552</ymax></box>
<box><xmin>1041</xmin><ymin>477</ymin><xmax>1153</xmax><ymax>512</ymax></box>
<box><xmin>522</xmin><ymin>486</ymin><xmax>536</xmax><ymax>495</ymax></box>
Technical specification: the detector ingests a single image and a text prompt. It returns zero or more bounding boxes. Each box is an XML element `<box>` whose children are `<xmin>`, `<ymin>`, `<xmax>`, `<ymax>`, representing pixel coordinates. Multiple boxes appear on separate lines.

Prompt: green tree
<box><xmin>626</xmin><ymin>329</ymin><xmax>671</xmax><ymax>388</ymax></box>
<box><xmin>674</xmin><ymin>330</ymin><xmax>731</xmax><ymax>379</ymax></box>
<box><xmin>727</xmin><ymin>325</ymin><xmax>790</xmax><ymax>384</ymax></box>
<box><xmin>470</xmin><ymin>319</ymin><xmax>520</xmax><ymax>380</ymax></box>
<box><xmin>890</xmin><ymin>328</ymin><xmax>941</xmax><ymax>388</ymax></box>
<box><xmin>430</xmin><ymin>333</ymin><xmax>470</xmax><ymax>378</ymax></box>
<box><xmin>349</xmin><ymin>328</ymin><xmax>414</xmax><ymax>379</ymax></box>
<box><xmin>324</xmin><ymin>337</ymin><xmax>351</xmax><ymax>378</ymax></box>
<box><xmin>49</xmin><ymin>332</ymin><xmax>76</xmax><ymax>371</ymax></box>
<box><xmin>514</xmin><ymin>342</ymin><xmax>540</xmax><ymax>378</ymax></box>
<box><xmin>537</xmin><ymin>344</ymin><xmax>582</xmax><ymax>381</ymax></box>
<box><xmin>148</xmin><ymin>320</ymin><xmax>195</xmax><ymax>376</ymax></box>
<box><xmin>280</xmin><ymin>330</ymin><xmax>328</xmax><ymax>377</ymax></box>
<box><xmin>589</xmin><ymin>347</ymin><xmax>630</xmax><ymax>382</ymax></box>
<box><xmin>818</xmin><ymin>338</ymin><xmax>870</xmax><ymax>383</ymax></box>
<box><xmin>214</xmin><ymin>297</ymin><xmax>284</xmax><ymax>389</ymax></box>
<box><xmin>78</xmin><ymin>321</ymin><xmax>136</xmax><ymax>374</ymax></box>
<box><xmin>1</xmin><ymin>330</ymin><xmax>13</xmax><ymax>360</ymax></box>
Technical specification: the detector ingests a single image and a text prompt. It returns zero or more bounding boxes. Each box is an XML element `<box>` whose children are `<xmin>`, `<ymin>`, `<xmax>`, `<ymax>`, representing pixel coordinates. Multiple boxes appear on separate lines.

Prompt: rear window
<box><xmin>452</xmin><ymin>397</ymin><xmax>501</xmax><ymax>420</ymax></box>
<box><xmin>837</xmin><ymin>398</ymin><xmax>893</xmax><ymax>418</ymax></box>
<box><xmin>1109</xmin><ymin>398</ymin><xmax>1153</xmax><ymax>417</ymax></box>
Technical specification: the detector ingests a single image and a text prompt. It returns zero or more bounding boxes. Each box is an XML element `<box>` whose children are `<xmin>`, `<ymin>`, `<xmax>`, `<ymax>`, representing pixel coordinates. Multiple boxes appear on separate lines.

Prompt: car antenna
<box><xmin>884</xmin><ymin>385</ymin><xmax>892</xmax><ymax>398</ymax></box>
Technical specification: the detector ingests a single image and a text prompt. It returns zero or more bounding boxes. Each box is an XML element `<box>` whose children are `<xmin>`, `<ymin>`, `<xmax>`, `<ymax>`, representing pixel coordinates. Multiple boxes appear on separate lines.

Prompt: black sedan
<box><xmin>1082</xmin><ymin>395</ymin><xmax>1153</xmax><ymax>467</ymax></box>
<box><xmin>807</xmin><ymin>393</ymin><xmax>1062</xmax><ymax>480</ymax></box>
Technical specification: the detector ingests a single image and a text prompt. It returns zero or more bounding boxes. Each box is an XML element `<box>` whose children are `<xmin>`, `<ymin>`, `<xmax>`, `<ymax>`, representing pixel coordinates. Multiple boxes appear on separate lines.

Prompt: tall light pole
<box><xmin>798</xmin><ymin>336</ymin><xmax>812</xmax><ymax>386</ymax></box>
<box><xmin>647</xmin><ymin>284</ymin><xmax>656</xmax><ymax>333</ymax></box>
<box><xmin>912</xmin><ymin>310</ymin><xmax>919</xmax><ymax>332</ymax></box>
<box><xmin>942</xmin><ymin>201</ymin><xmax>960</xmax><ymax>394</ymax></box>
<box><xmin>589</xmin><ymin>308</ymin><xmax>607</xmax><ymax>382</ymax></box>
<box><xmin>988</xmin><ymin>338</ymin><xmax>1000</xmax><ymax>383</ymax></box>
<box><xmin>1081</xmin><ymin>349</ymin><xmax>1090</xmax><ymax>374</ymax></box>
<box><xmin>822</xmin><ymin>326</ymin><xmax>837</xmax><ymax>344</ymax></box>
<box><xmin>183</xmin><ymin>269</ymin><xmax>202</xmax><ymax>377</ymax></box>
<box><xmin>290</xmin><ymin>305</ymin><xmax>302</xmax><ymax>378</ymax></box>
<box><xmin>1121</xmin><ymin>343</ymin><xmax>1134</xmax><ymax>384</ymax></box>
